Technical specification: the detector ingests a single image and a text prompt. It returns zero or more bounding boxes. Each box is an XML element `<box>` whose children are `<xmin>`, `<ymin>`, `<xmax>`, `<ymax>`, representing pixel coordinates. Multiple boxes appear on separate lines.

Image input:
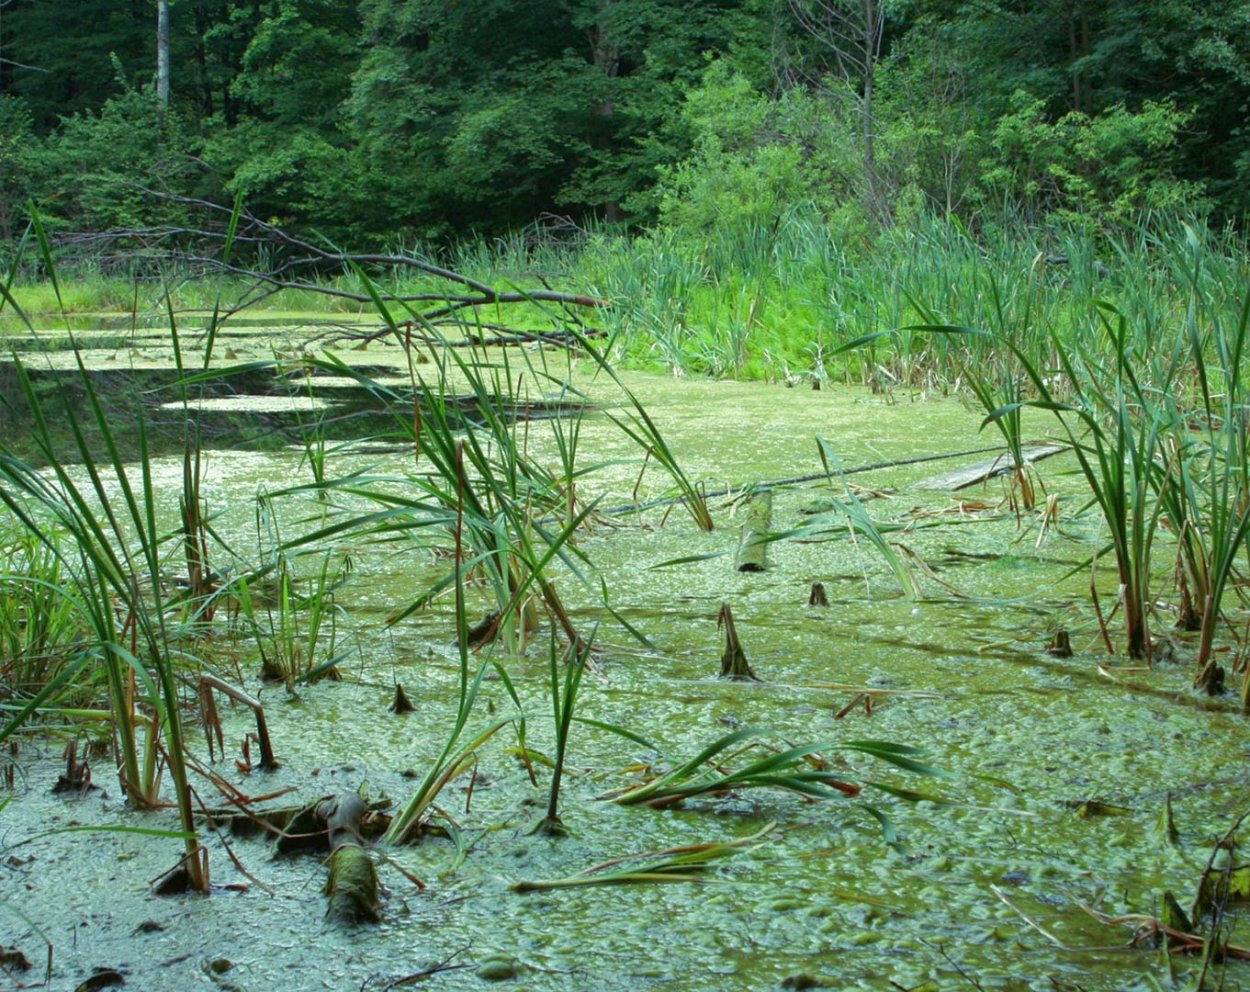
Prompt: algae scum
<box><xmin>3</xmin><ymin>318</ymin><xmax>1250</xmax><ymax>992</ymax></box>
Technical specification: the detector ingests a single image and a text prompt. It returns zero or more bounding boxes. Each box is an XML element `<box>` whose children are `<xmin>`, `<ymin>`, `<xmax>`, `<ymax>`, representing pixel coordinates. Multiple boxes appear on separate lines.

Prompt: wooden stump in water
<box><xmin>1046</xmin><ymin>630</ymin><xmax>1073</xmax><ymax>658</ymax></box>
<box><xmin>718</xmin><ymin>603</ymin><xmax>760</xmax><ymax>681</ymax></box>
<box><xmin>1159</xmin><ymin>890</ymin><xmax>1192</xmax><ymax>947</ymax></box>
<box><xmin>1194</xmin><ymin>660</ymin><xmax>1226</xmax><ymax>696</ymax></box>
<box><xmin>390</xmin><ymin>683</ymin><xmax>415</xmax><ymax>714</ymax></box>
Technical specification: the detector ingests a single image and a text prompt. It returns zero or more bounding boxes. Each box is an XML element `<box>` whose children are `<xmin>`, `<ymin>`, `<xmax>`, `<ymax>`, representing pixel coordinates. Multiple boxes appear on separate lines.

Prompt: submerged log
<box><xmin>325</xmin><ymin>844</ymin><xmax>381</xmax><ymax>924</ymax></box>
<box><xmin>320</xmin><ymin>794</ymin><xmax>380</xmax><ymax>924</ymax></box>
<box><xmin>735</xmin><ymin>491</ymin><xmax>773</xmax><ymax>573</ymax></box>
<box><xmin>276</xmin><ymin>793</ymin><xmax>367</xmax><ymax>855</ymax></box>
<box><xmin>271</xmin><ymin>792</ymin><xmax>381</xmax><ymax>922</ymax></box>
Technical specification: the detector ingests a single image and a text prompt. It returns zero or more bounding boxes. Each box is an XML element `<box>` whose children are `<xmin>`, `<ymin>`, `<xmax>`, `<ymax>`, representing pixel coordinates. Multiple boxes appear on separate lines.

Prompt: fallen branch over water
<box><xmin>54</xmin><ymin>193</ymin><xmax>609</xmax><ymax>336</ymax></box>
<box><xmin>592</xmin><ymin>444</ymin><xmax>1006</xmax><ymax>520</ymax></box>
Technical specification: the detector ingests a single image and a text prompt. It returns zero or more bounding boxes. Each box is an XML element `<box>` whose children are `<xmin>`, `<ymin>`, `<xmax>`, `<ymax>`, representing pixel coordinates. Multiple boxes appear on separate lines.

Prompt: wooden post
<box><xmin>735</xmin><ymin>490</ymin><xmax>772</xmax><ymax>572</ymax></box>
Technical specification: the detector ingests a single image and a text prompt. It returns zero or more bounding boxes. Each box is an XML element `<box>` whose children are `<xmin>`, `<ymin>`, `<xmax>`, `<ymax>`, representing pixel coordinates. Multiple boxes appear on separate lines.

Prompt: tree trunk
<box><xmin>788</xmin><ymin>0</ymin><xmax>889</xmax><ymax>223</ymax></box>
<box><xmin>862</xmin><ymin>39</ymin><xmax>880</xmax><ymax>218</ymax></box>
<box><xmin>156</xmin><ymin>0</ymin><xmax>170</xmax><ymax>118</ymax></box>
<box><xmin>590</xmin><ymin>2</ymin><xmax>621</xmax><ymax>222</ymax></box>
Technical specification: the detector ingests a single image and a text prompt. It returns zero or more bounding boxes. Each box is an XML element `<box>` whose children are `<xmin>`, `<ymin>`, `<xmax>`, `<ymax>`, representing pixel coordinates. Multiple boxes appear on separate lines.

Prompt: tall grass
<box><xmin>0</xmin><ymin>525</ymin><xmax>88</xmax><ymax>704</ymax></box>
<box><xmin>385</xmin><ymin>440</ymin><xmax>526</xmax><ymax>845</ymax></box>
<box><xmin>1152</xmin><ymin>226</ymin><xmax>1250</xmax><ymax>673</ymax></box>
<box><xmin>0</xmin><ymin>218</ymin><xmax>209</xmax><ymax>888</ymax></box>
<box><xmin>0</xmin><ymin>355</ymin><xmax>209</xmax><ymax>888</ymax></box>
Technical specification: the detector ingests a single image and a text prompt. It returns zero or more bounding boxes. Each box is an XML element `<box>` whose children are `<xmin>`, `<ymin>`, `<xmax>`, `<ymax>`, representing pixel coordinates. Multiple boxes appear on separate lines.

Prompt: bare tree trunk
<box><xmin>156</xmin><ymin>0</ymin><xmax>170</xmax><ymax>118</ymax></box>
<box><xmin>787</xmin><ymin>0</ymin><xmax>889</xmax><ymax>223</ymax></box>
<box><xmin>861</xmin><ymin>6</ymin><xmax>880</xmax><ymax>219</ymax></box>
<box><xmin>589</xmin><ymin>1</ymin><xmax>621</xmax><ymax>223</ymax></box>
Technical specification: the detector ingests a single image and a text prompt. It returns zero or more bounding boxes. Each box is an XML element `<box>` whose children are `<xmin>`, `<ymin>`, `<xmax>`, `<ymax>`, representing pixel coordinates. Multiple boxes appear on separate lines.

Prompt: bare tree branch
<box><xmin>46</xmin><ymin>192</ymin><xmax>610</xmax><ymax>351</ymax></box>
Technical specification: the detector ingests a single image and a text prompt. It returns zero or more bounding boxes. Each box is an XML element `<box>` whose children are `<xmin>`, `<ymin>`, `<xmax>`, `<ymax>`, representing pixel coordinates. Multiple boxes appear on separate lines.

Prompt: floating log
<box><xmin>735</xmin><ymin>491</ymin><xmax>773</xmax><ymax>572</ymax></box>
<box><xmin>913</xmin><ymin>444</ymin><xmax>1066</xmax><ymax>491</ymax></box>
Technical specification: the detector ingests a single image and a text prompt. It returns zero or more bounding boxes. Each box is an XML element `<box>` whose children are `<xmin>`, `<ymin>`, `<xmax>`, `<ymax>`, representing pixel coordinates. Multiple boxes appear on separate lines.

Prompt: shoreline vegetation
<box><xmin>5</xmin><ymin>210</ymin><xmax>1246</xmax><ymax>384</ymax></box>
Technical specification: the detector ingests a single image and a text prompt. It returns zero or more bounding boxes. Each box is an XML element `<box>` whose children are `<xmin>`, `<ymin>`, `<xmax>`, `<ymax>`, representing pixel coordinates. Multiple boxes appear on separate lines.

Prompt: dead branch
<box><xmin>46</xmin><ymin>191</ymin><xmax>611</xmax><ymax>344</ymax></box>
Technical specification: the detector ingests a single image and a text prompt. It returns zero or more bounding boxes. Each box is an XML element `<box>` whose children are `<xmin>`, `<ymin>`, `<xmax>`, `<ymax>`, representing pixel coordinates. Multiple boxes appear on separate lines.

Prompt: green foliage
<box><xmin>649</xmin><ymin>62</ymin><xmax>865</xmax><ymax>234</ymax></box>
<box><xmin>40</xmin><ymin>87</ymin><xmax>203</xmax><ymax>231</ymax></box>
<box><xmin>873</xmin><ymin>28</ymin><xmax>984</xmax><ymax>217</ymax></box>
<box><xmin>0</xmin><ymin>97</ymin><xmax>38</xmax><ymax>242</ymax></box>
<box><xmin>232</xmin><ymin>0</ymin><xmax>359</xmax><ymax>128</ymax></box>
<box><xmin>0</xmin><ymin>0</ymin><xmax>1245</xmax><ymax>240</ymax></box>
<box><xmin>978</xmin><ymin>93</ymin><xmax>1203</xmax><ymax>227</ymax></box>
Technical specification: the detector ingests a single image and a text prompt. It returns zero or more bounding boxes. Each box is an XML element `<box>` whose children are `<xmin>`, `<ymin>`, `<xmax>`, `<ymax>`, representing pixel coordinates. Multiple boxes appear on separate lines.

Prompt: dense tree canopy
<box><xmin>0</xmin><ymin>0</ymin><xmax>1245</xmax><ymax>244</ymax></box>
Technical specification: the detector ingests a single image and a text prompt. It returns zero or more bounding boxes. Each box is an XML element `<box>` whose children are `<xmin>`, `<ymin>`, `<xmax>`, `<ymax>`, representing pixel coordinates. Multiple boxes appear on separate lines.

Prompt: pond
<box><xmin>2</xmin><ymin>316</ymin><xmax>1246</xmax><ymax>992</ymax></box>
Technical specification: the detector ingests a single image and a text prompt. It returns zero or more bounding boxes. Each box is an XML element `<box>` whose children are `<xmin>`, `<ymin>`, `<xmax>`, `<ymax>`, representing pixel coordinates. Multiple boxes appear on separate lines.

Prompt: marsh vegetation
<box><xmin>1</xmin><ymin>205</ymin><xmax>1250</xmax><ymax>990</ymax></box>
<box><xmin>4</xmin><ymin>1</ymin><xmax>1250</xmax><ymax>986</ymax></box>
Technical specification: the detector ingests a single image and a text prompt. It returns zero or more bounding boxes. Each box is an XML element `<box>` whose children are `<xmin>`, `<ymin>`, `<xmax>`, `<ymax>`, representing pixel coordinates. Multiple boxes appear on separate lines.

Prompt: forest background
<box><xmin>1</xmin><ymin>0</ymin><xmax>1246</xmax><ymax>254</ymax></box>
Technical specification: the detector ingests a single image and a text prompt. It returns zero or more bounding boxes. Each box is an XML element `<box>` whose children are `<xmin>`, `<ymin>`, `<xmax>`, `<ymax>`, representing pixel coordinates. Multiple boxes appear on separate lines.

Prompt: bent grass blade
<box><xmin>510</xmin><ymin>822</ymin><xmax>776</xmax><ymax>892</ymax></box>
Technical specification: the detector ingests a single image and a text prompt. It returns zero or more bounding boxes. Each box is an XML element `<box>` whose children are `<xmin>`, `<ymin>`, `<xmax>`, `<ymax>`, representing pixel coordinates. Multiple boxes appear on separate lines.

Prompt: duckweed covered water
<box><xmin>3</xmin><ymin>321</ymin><xmax>1248</xmax><ymax>991</ymax></box>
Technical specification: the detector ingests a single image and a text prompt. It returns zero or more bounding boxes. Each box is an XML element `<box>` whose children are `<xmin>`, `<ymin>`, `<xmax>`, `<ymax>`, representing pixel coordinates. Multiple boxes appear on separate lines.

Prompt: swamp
<box><xmin>4</xmin><ymin>1</ymin><xmax>1250</xmax><ymax>989</ymax></box>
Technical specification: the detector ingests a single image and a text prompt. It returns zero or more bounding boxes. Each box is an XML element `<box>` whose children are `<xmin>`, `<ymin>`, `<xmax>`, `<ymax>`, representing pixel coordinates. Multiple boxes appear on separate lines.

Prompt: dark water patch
<box><xmin>0</xmin><ymin>355</ymin><xmax>592</xmax><ymax>463</ymax></box>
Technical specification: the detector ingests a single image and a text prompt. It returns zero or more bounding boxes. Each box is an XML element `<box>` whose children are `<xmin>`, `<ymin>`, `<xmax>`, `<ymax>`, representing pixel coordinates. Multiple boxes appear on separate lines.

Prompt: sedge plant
<box><xmin>1005</xmin><ymin>303</ymin><xmax>1171</xmax><ymax>660</ymax></box>
<box><xmin>0</xmin><ymin>356</ymin><xmax>209</xmax><ymax>888</ymax></box>
<box><xmin>384</xmin><ymin>442</ymin><xmax>526</xmax><ymax>845</ymax></box>
<box><xmin>1153</xmin><ymin>227</ymin><xmax>1250</xmax><ymax>674</ymax></box>
<box><xmin>0</xmin><ymin>210</ymin><xmax>208</xmax><ymax>887</ymax></box>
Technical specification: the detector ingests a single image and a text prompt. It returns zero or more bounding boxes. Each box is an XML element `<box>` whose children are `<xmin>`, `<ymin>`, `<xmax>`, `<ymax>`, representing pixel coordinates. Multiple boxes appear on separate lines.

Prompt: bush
<box><xmin>977</xmin><ymin>92</ymin><xmax>1205</xmax><ymax>228</ymax></box>
<box><xmin>0</xmin><ymin>96</ymin><xmax>39</xmax><ymax>243</ymax></box>
<box><xmin>40</xmin><ymin>86</ymin><xmax>202</xmax><ymax>232</ymax></box>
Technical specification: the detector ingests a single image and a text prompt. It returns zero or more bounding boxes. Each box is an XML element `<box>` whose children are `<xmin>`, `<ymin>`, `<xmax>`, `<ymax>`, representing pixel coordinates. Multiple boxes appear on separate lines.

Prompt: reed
<box><xmin>1152</xmin><ymin>226</ymin><xmax>1250</xmax><ymax>673</ymax></box>
<box><xmin>511</xmin><ymin>822</ymin><xmax>775</xmax><ymax>891</ymax></box>
<box><xmin>385</xmin><ymin>442</ymin><xmax>526</xmax><ymax>845</ymax></box>
<box><xmin>0</xmin><ymin>358</ymin><xmax>209</xmax><ymax>886</ymax></box>
<box><xmin>0</xmin><ymin>525</ymin><xmax>88</xmax><ymax>705</ymax></box>
<box><xmin>1008</xmin><ymin>303</ymin><xmax>1169</xmax><ymax>659</ymax></box>
<box><xmin>534</xmin><ymin>630</ymin><xmax>592</xmax><ymax>835</ymax></box>
<box><xmin>232</xmin><ymin>544</ymin><xmax>355</xmax><ymax>688</ymax></box>
<box><xmin>0</xmin><ymin>212</ymin><xmax>208</xmax><ymax>887</ymax></box>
